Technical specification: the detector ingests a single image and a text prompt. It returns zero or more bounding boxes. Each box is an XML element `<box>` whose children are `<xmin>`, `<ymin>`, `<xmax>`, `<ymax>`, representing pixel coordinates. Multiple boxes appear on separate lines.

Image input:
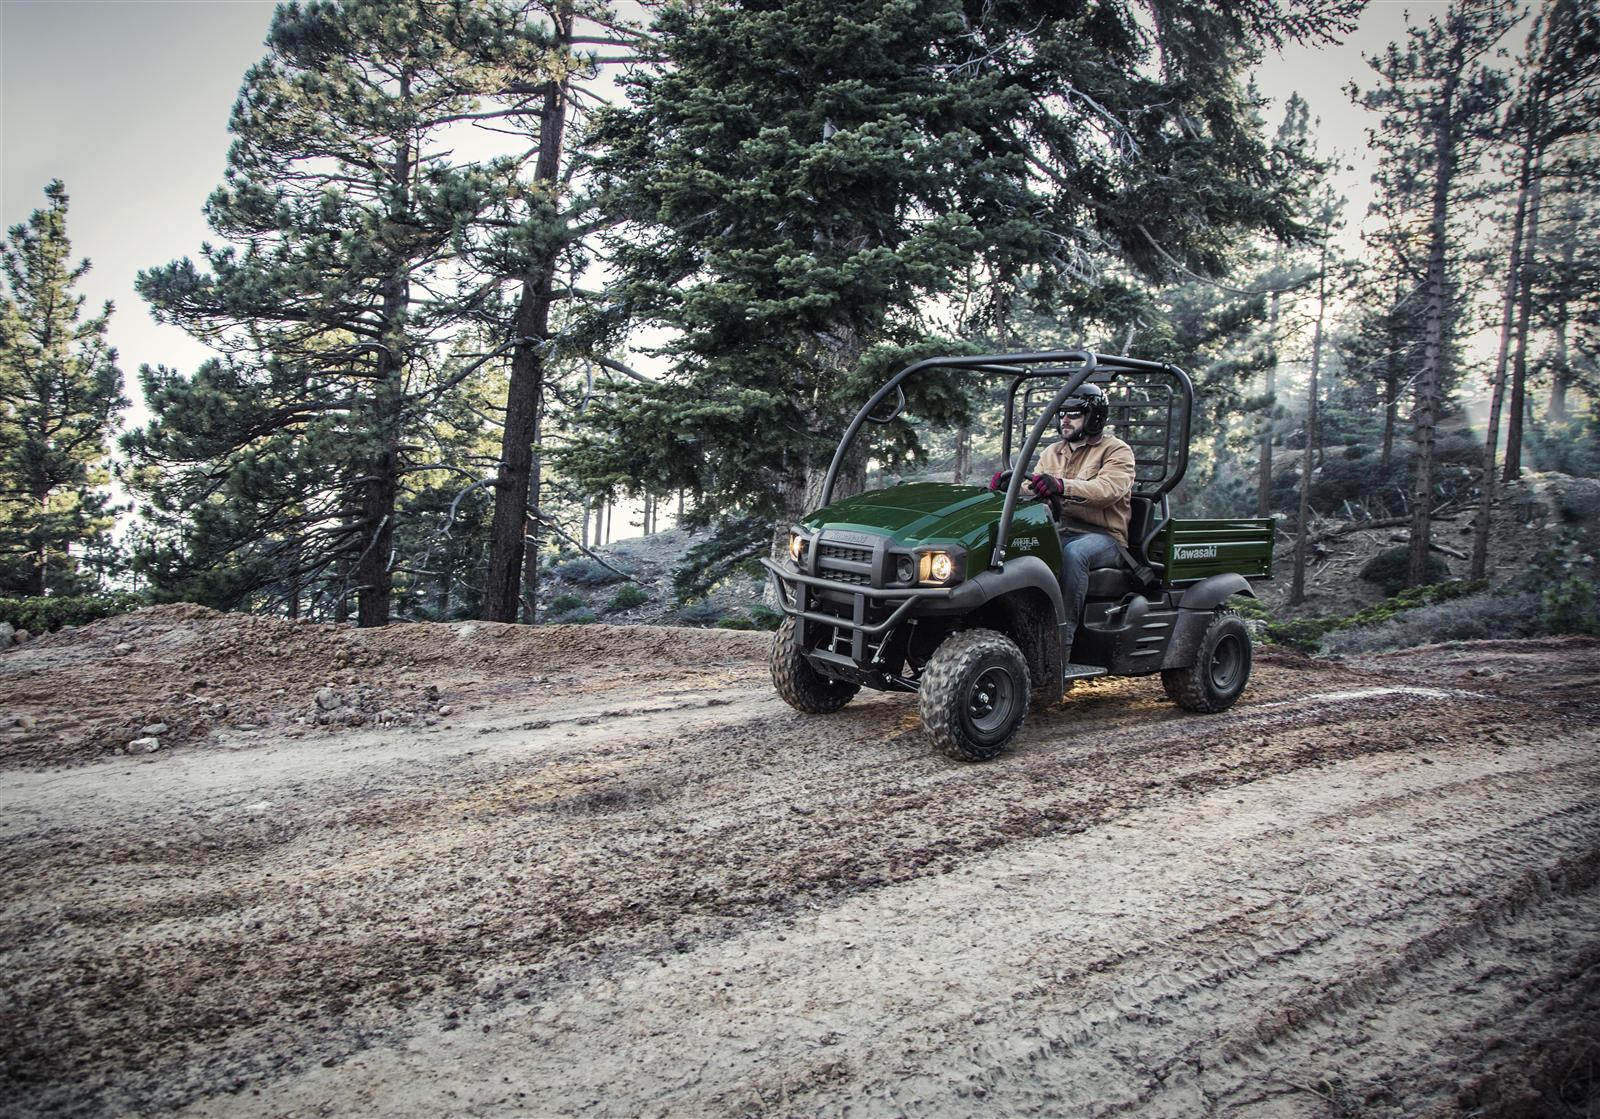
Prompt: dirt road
<box><xmin>3</xmin><ymin>610</ymin><xmax>1598</xmax><ymax>1117</ymax></box>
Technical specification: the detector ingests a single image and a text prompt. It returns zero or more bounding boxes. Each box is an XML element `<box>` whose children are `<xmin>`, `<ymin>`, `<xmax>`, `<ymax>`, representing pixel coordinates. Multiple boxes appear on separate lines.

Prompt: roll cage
<box><xmin>819</xmin><ymin>350</ymin><xmax>1195</xmax><ymax>568</ymax></box>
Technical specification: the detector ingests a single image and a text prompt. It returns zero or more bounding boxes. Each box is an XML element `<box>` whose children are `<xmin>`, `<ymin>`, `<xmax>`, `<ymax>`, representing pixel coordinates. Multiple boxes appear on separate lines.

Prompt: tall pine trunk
<box><xmin>1381</xmin><ymin>278</ymin><xmax>1401</xmax><ymax>476</ymax></box>
<box><xmin>1257</xmin><ymin>284</ymin><xmax>1280</xmax><ymax>518</ymax></box>
<box><xmin>1471</xmin><ymin>136</ymin><xmax>1534</xmax><ymax>579</ymax></box>
<box><xmin>1289</xmin><ymin>239</ymin><xmax>1329</xmax><ymax>606</ymax></box>
<box><xmin>519</xmin><ymin>409</ymin><xmax>543</xmax><ymax>623</ymax></box>
<box><xmin>1407</xmin><ymin>66</ymin><xmax>1461</xmax><ymax>589</ymax></box>
<box><xmin>483</xmin><ymin>39</ymin><xmax>571</xmax><ymax>624</ymax></box>
<box><xmin>1502</xmin><ymin>162</ymin><xmax>1544</xmax><ymax>483</ymax></box>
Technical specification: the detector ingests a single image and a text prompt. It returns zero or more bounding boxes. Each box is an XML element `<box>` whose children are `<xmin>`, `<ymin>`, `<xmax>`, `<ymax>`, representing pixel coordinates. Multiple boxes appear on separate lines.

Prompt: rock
<box><xmin>0</xmin><ymin>623</ymin><xmax>13</xmax><ymax>647</ymax></box>
<box><xmin>438</xmin><ymin>704</ymin><xmax>453</xmax><ymax>716</ymax></box>
<box><xmin>15</xmin><ymin>714</ymin><xmax>36</xmax><ymax>730</ymax></box>
<box><xmin>141</xmin><ymin>722</ymin><xmax>170</xmax><ymax>736</ymax></box>
<box><xmin>129</xmin><ymin>737</ymin><xmax>161</xmax><ymax>753</ymax></box>
<box><xmin>315</xmin><ymin>686</ymin><xmax>343</xmax><ymax>711</ymax></box>
<box><xmin>113</xmin><ymin>641</ymin><xmax>134</xmax><ymax>656</ymax></box>
<box><xmin>13</xmin><ymin>629</ymin><xmax>30</xmax><ymax>645</ymax></box>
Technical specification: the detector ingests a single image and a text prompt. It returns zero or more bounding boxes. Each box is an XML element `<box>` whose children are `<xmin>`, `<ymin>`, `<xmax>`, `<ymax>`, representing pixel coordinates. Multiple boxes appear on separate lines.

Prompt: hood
<box><xmin>799</xmin><ymin>482</ymin><xmax>1009</xmax><ymax>550</ymax></box>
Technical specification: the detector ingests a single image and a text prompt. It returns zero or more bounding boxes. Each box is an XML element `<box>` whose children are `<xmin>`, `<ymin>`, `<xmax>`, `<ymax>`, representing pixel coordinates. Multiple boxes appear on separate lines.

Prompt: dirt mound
<box><xmin>0</xmin><ymin>606</ymin><xmax>769</xmax><ymax>769</ymax></box>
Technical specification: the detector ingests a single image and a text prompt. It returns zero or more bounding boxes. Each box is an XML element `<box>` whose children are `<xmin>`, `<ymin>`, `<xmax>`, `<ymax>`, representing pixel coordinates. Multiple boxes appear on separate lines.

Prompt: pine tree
<box><xmin>0</xmin><ymin>181</ymin><xmax>126</xmax><ymax>596</ymax></box>
<box><xmin>475</xmin><ymin>0</ymin><xmax>648</xmax><ymax>624</ymax></box>
<box><xmin>130</xmin><ymin>0</ymin><xmax>519</xmax><ymax>624</ymax></box>
<box><xmin>570</xmin><ymin>0</ymin><xmax>1360</xmax><ymax>593</ymax></box>
<box><xmin>1355</xmin><ymin>0</ymin><xmax>1515</xmax><ymax>589</ymax></box>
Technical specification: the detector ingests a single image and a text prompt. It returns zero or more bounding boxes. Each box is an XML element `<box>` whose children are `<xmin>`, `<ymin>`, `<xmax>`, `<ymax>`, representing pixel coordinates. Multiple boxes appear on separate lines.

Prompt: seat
<box><xmin>1084</xmin><ymin>494</ymin><xmax>1165</xmax><ymax>598</ymax></box>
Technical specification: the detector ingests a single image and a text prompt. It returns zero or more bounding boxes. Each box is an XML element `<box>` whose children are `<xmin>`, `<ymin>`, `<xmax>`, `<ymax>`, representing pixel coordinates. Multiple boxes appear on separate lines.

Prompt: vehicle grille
<box><xmin>815</xmin><ymin>539</ymin><xmax>877</xmax><ymax>587</ymax></box>
<box><xmin>818</xmin><ymin>543</ymin><xmax>872</xmax><ymax>565</ymax></box>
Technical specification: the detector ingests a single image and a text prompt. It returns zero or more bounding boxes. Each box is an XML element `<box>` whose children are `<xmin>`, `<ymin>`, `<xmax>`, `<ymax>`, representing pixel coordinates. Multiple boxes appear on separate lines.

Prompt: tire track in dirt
<box><xmin>3</xmin><ymin>642</ymin><xmax>1596</xmax><ymax>1117</ymax></box>
<box><xmin>154</xmin><ymin>728</ymin><xmax>1600</xmax><ymax>1119</ymax></box>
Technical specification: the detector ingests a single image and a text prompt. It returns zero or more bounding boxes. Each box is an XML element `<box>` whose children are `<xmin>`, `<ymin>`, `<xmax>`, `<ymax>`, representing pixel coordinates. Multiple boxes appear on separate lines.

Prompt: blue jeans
<box><xmin>1059</xmin><ymin>530</ymin><xmax>1122</xmax><ymax>656</ymax></box>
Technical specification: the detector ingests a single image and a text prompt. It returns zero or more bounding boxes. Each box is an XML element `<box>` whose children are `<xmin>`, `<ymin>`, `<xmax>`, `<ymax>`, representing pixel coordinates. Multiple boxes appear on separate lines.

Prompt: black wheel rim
<box><xmin>965</xmin><ymin>664</ymin><xmax>1017</xmax><ymax>739</ymax></box>
<box><xmin>1209</xmin><ymin>633</ymin><xmax>1244</xmax><ymax>693</ymax></box>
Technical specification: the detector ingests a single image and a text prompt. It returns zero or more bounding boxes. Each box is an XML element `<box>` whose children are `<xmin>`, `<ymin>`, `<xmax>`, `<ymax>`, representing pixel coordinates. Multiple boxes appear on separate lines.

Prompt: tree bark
<box><xmin>1289</xmin><ymin>235</ymin><xmax>1330</xmax><ymax>606</ymax></box>
<box><xmin>1380</xmin><ymin>278</ymin><xmax>1401</xmax><ymax>476</ymax></box>
<box><xmin>1470</xmin><ymin>131</ymin><xmax>1535</xmax><ymax>578</ymax></box>
<box><xmin>1257</xmin><ymin>281</ymin><xmax>1281</xmax><ymax>518</ymax></box>
<box><xmin>482</xmin><ymin>26</ymin><xmax>571</xmax><ymax>623</ymax></box>
<box><xmin>1502</xmin><ymin>160</ymin><xmax>1544</xmax><ymax>483</ymax></box>
<box><xmin>520</xmin><ymin>414</ymin><xmax>542</xmax><ymax>623</ymax></box>
<box><xmin>1407</xmin><ymin>65</ymin><xmax>1461</xmax><ymax>589</ymax></box>
<box><xmin>357</xmin><ymin>279</ymin><xmax>407</xmax><ymax>628</ymax></box>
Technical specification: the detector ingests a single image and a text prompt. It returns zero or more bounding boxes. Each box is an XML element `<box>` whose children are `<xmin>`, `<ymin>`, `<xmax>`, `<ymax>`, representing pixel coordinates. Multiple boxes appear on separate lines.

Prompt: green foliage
<box><xmin>572</xmin><ymin>0</ymin><xmax>1359</xmax><ymax>579</ymax></box>
<box><xmin>675</xmin><ymin>601</ymin><xmax>726</xmax><ymax>627</ymax></box>
<box><xmin>127</xmin><ymin>0</ymin><xmax>529</xmax><ymax>626</ymax></box>
<box><xmin>1359</xmin><ymin>545</ymin><xmax>1450</xmax><ymax>597</ymax></box>
<box><xmin>553</xmin><ymin>558</ymin><xmax>626</xmax><ymax>586</ymax></box>
<box><xmin>715</xmin><ymin>605</ymin><xmax>785</xmax><ymax>632</ymax></box>
<box><xmin>548</xmin><ymin>592</ymin><xmax>584</xmax><ymax>613</ymax></box>
<box><xmin>0</xmin><ymin>181</ymin><xmax>126</xmax><ymax>596</ymax></box>
<box><xmin>1320</xmin><ymin>589</ymin><xmax>1543</xmax><ymax>654</ymax></box>
<box><xmin>1262</xmin><ymin>580</ymin><xmax>1488</xmax><ymax>651</ymax></box>
<box><xmin>1515</xmin><ymin>535</ymin><xmax>1600</xmax><ymax>635</ymax></box>
<box><xmin>0</xmin><ymin>592</ymin><xmax>144</xmax><ymax>633</ymax></box>
<box><xmin>605</xmin><ymin>584</ymin><xmax>649</xmax><ymax>613</ymax></box>
<box><xmin>551</xmin><ymin>609</ymin><xmax>598</xmax><ymax>625</ymax></box>
<box><xmin>747</xmin><ymin>605</ymin><xmax>784</xmax><ymax>631</ymax></box>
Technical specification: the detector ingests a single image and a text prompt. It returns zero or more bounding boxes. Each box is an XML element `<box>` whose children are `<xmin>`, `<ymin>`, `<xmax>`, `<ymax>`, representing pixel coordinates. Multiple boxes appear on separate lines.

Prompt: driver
<box><xmin>990</xmin><ymin>382</ymin><xmax>1135</xmax><ymax>657</ymax></box>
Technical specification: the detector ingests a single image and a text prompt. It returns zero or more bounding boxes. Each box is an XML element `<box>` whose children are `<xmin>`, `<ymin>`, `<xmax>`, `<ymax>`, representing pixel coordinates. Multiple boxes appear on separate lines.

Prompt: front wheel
<box><xmin>1161</xmin><ymin>610</ymin><xmax>1251</xmax><ymax>713</ymax></box>
<box><xmin>771</xmin><ymin>617</ymin><xmax>860</xmax><ymax>714</ymax></box>
<box><xmin>918</xmin><ymin>629</ymin><xmax>1031</xmax><ymax>762</ymax></box>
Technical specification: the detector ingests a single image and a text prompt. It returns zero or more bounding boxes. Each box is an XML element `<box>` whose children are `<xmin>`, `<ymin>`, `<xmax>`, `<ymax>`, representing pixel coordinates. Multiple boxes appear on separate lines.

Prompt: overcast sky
<box><xmin>2</xmin><ymin>0</ymin><xmax>1447</xmax><ymax>430</ymax></box>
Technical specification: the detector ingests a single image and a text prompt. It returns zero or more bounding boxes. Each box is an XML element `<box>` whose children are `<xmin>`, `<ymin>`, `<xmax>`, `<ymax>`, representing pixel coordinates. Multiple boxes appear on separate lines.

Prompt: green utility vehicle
<box><xmin>761</xmin><ymin>350</ymin><xmax>1274</xmax><ymax>761</ymax></box>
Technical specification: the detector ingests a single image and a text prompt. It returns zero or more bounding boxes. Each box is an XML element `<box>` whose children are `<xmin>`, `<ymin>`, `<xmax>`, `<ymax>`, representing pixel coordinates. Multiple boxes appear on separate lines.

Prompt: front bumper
<box><xmin>760</xmin><ymin>557</ymin><xmax>983</xmax><ymax>667</ymax></box>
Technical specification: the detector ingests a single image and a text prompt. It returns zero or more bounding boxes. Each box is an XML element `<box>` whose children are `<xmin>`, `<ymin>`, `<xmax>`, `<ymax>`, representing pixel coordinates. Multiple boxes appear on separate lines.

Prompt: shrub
<box><xmin>1321</xmin><ymin>591</ymin><xmax>1543</xmax><ymax>654</ymax></box>
<box><xmin>1263</xmin><ymin>580</ymin><xmax>1486</xmax><ymax>652</ymax></box>
<box><xmin>1515</xmin><ymin>536</ymin><xmax>1600</xmax><ymax>636</ymax></box>
<box><xmin>716</xmin><ymin>615</ymin><xmax>756</xmax><ymax>630</ymax></box>
<box><xmin>606</xmin><ymin>584</ymin><xmax>650</xmax><ymax>613</ymax></box>
<box><xmin>747</xmin><ymin>605</ymin><xmax>784</xmax><ymax>631</ymax></box>
<box><xmin>0</xmin><ymin>593</ymin><xmax>146</xmax><ymax>634</ymax></box>
<box><xmin>675</xmin><ymin>601</ymin><xmax>725</xmax><ymax>627</ymax></box>
<box><xmin>550</xmin><ymin>609</ymin><xmax>598</xmax><ymax>625</ymax></box>
<box><xmin>1543</xmin><ymin>575</ymin><xmax>1600</xmax><ymax>635</ymax></box>
<box><xmin>551</xmin><ymin>559</ymin><xmax>626</xmax><ymax>586</ymax></box>
<box><xmin>548</xmin><ymin>593</ymin><xmax>585</xmax><ymax>614</ymax></box>
<box><xmin>1359</xmin><ymin>546</ymin><xmax>1450</xmax><ymax>596</ymax></box>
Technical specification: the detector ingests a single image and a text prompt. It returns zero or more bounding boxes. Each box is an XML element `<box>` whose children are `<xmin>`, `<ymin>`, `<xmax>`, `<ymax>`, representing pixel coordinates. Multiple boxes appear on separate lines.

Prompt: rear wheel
<box><xmin>918</xmin><ymin>629</ymin><xmax>1031</xmax><ymax>762</ymax></box>
<box><xmin>1161</xmin><ymin>609</ymin><xmax>1251</xmax><ymax>713</ymax></box>
<box><xmin>770</xmin><ymin>617</ymin><xmax>860</xmax><ymax>713</ymax></box>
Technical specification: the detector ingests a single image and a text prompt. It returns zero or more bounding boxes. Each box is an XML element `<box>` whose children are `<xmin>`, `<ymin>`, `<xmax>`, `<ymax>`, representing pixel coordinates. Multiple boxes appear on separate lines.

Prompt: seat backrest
<box><xmin>1128</xmin><ymin>494</ymin><xmax>1166</xmax><ymax>571</ymax></box>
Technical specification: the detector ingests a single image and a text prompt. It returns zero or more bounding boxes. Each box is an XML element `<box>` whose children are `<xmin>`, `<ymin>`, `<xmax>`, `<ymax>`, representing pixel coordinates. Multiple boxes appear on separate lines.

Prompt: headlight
<box><xmin>895</xmin><ymin>555</ymin><xmax>916</xmax><ymax>584</ymax></box>
<box><xmin>918</xmin><ymin>551</ymin><xmax>957</xmax><ymax>585</ymax></box>
<box><xmin>788</xmin><ymin>531</ymin><xmax>805</xmax><ymax>563</ymax></box>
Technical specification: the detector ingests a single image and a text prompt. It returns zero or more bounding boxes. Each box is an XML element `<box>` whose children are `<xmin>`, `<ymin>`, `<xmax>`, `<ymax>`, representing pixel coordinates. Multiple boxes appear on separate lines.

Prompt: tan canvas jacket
<box><xmin>1033</xmin><ymin>433</ymin><xmax>1136</xmax><ymax>547</ymax></box>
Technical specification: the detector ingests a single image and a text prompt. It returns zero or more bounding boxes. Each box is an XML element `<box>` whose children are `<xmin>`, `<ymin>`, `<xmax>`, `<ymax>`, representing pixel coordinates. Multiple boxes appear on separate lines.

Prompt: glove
<box><xmin>987</xmin><ymin>469</ymin><xmax>1012</xmax><ymax>493</ymax></box>
<box><xmin>1030</xmin><ymin>472</ymin><xmax>1063</xmax><ymax>499</ymax></box>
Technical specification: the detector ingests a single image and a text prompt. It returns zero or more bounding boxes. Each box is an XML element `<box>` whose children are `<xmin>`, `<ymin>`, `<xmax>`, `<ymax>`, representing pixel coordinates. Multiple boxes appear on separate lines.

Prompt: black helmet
<box><xmin>1059</xmin><ymin>382</ymin><xmax>1109</xmax><ymax>439</ymax></box>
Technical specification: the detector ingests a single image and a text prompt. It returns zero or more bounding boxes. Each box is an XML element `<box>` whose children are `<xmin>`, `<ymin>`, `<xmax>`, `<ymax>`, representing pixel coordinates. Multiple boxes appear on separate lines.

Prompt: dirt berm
<box><xmin>2</xmin><ymin>606</ymin><xmax>1598</xmax><ymax>1117</ymax></box>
